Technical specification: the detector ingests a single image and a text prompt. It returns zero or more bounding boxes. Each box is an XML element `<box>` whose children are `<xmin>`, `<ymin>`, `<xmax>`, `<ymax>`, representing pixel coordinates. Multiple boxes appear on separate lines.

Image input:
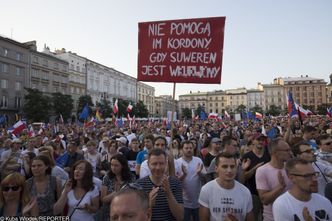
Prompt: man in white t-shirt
<box><xmin>273</xmin><ymin>158</ymin><xmax>332</xmax><ymax>221</ymax></box>
<box><xmin>199</xmin><ymin>152</ymin><xmax>254</xmax><ymax>221</ymax></box>
<box><xmin>177</xmin><ymin>140</ymin><xmax>206</xmax><ymax>221</ymax></box>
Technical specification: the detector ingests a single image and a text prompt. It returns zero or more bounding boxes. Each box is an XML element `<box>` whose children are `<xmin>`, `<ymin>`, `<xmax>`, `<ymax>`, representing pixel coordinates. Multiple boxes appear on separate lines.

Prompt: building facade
<box><xmin>247</xmin><ymin>88</ymin><xmax>265</xmax><ymax>110</ymax></box>
<box><xmin>274</xmin><ymin>76</ymin><xmax>327</xmax><ymax>109</ymax></box>
<box><xmin>137</xmin><ymin>82</ymin><xmax>155</xmax><ymax>116</ymax></box>
<box><xmin>154</xmin><ymin>95</ymin><xmax>177</xmax><ymax>117</ymax></box>
<box><xmin>326</xmin><ymin>74</ymin><xmax>332</xmax><ymax>105</ymax></box>
<box><xmin>225</xmin><ymin>88</ymin><xmax>247</xmax><ymax>112</ymax></box>
<box><xmin>86</xmin><ymin>60</ymin><xmax>137</xmax><ymax>106</ymax></box>
<box><xmin>53</xmin><ymin>49</ymin><xmax>87</xmax><ymax>112</ymax></box>
<box><xmin>258</xmin><ymin>82</ymin><xmax>285</xmax><ymax>111</ymax></box>
<box><xmin>178</xmin><ymin>91</ymin><xmax>208</xmax><ymax>116</ymax></box>
<box><xmin>29</xmin><ymin>44</ymin><xmax>69</xmax><ymax>96</ymax></box>
<box><xmin>0</xmin><ymin>36</ymin><xmax>30</xmax><ymax>120</ymax></box>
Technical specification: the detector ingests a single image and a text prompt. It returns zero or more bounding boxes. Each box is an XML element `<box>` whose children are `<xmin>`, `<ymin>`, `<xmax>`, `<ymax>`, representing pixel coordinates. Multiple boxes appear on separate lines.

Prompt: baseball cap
<box><xmin>116</xmin><ymin>137</ymin><xmax>127</xmax><ymax>144</ymax></box>
<box><xmin>211</xmin><ymin>137</ymin><xmax>222</xmax><ymax>143</ymax></box>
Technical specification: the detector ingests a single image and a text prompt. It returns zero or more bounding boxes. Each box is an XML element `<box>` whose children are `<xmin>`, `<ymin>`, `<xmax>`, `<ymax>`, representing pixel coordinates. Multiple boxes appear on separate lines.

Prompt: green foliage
<box><xmin>266</xmin><ymin>104</ymin><xmax>281</xmax><ymax>116</ymax></box>
<box><xmin>23</xmin><ymin>88</ymin><xmax>50</xmax><ymax>122</ymax></box>
<box><xmin>235</xmin><ymin>104</ymin><xmax>246</xmax><ymax>114</ymax></box>
<box><xmin>317</xmin><ymin>103</ymin><xmax>328</xmax><ymax>115</ymax></box>
<box><xmin>51</xmin><ymin>92</ymin><xmax>73</xmax><ymax>122</ymax></box>
<box><xmin>195</xmin><ymin>105</ymin><xmax>204</xmax><ymax>116</ymax></box>
<box><xmin>96</xmin><ymin>98</ymin><xmax>112</xmax><ymax>118</ymax></box>
<box><xmin>181</xmin><ymin>108</ymin><xmax>192</xmax><ymax>119</ymax></box>
<box><xmin>134</xmin><ymin>100</ymin><xmax>149</xmax><ymax>118</ymax></box>
<box><xmin>250</xmin><ymin>105</ymin><xmax>264</xmax><ymax>114</ymax></box>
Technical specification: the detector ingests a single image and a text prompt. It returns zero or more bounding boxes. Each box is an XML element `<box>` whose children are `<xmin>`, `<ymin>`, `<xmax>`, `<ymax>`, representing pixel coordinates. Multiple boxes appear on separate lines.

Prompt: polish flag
<box><xmin>127</xmin><ymin>103</ymin><xmax>133</xmax><ymax>113</ymax></box>
<box><xmin>28</xmin><ymin>125</ymin><xmax>35</xmax><ymax>137</ymax></box>
<box><xmin>113</xmin><ymin>99</ymin><xmax>118</xmax><ymax>114</ymax></box>
<box><xmin>12</xmin><ymin>120</ymin><xmax>26</xmax><ymax>135</ymax></box>
<box><xmin>255</xmin><ymin>112</ymin><xmax>263</xmax><ymax>119</ymax></box>
<box><xmin>224</xmin><ymin>110</ymin><xmax>230</xmax><ymax>119</ymax></box>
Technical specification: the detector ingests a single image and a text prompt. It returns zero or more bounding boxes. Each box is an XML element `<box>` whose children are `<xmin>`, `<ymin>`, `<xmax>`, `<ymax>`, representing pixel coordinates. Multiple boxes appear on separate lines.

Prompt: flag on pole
<box><xmin>255</xmin><ymin>112</ymin><xmax>263</xmax><ymax>119</ymax></box>
<box><xmin>96</xmin><ymin>109</ymin><xmax>103</xmax><ymax>122</ymax></box>
<box><xmin>11</xmin><ymin>120</ymin><xmax>26</xmax><ymax>135</ymax></box>
<box><xmin>79</xmin><ymin>104</ymin><xmax>89</xmax><ymax>120</ymax></box>
<box><xmin>59</xmin><ymin>114</ymin><xmax>64</xmax><ymax>124</ymax></box>
<box><xmin>287</xmin><ymin>91</ymin><xmax>298</xmax><ymax>118</ymax></box>
<box><xmin>113</xmin><ymin>99</ymin><xmax>118</xmax><ymax>114</ymax></box>
<box><xmin>127</xmin><ymin>103</ymin><xmax>133</xmax><ymax>113</ymax></box>
<box><xmin>224</xmin><ymin>110</ymin><xmax>230</xmax><ymax>119</ymax></box>
<box><xmin>191</xmin><ymin>109</ymin><xmax>195</xmax><ymax>120</ymax></box>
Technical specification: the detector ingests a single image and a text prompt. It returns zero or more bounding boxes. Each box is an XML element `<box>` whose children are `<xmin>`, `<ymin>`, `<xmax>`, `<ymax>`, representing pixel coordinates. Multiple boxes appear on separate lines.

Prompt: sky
<box><xmin>1</xmin><ymin>0</ymin><xmax>331</xmax><ymax>99</ymax></box>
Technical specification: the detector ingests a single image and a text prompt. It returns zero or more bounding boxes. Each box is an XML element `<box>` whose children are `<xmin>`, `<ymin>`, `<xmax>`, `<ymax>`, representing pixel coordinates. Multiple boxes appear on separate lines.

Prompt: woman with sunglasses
<box><xmin>53</xmin><ymin>160</ymin><xmax>99</xmax><ymax>221</ymax></box>
<box><xmin>26</xmin><ymin>155</ymin><xmax>62</xmax><ymax>216</ymax></box>
<box><xmin>0</xmin><ymin>172</ymin><xmax>38</xmax><ymax>216</ymax></box>
<box><xmin>101</xmin><ymin>154</ymin><xmax>136</xmax><ymax>221</ymax></box>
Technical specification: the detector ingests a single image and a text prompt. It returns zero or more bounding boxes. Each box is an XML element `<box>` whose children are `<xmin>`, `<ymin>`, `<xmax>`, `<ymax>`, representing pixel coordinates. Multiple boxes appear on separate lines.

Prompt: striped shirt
<box><xmin>136</xmin><ymin>176</ymin><xmax>183</xmax><ymax>221</ymax></box>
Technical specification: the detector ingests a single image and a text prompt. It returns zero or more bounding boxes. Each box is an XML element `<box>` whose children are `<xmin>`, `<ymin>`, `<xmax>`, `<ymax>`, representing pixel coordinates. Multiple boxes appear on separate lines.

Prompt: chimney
<box><xmin>24</xmin><ymin>41</ymin><xmax>37</xmax><ymax>50</ymax></box>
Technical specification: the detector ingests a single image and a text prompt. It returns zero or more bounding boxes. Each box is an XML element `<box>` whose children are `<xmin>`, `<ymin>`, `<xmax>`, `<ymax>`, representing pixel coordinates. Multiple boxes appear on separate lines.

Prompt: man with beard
<box><xmin>273</xmin><ymin>158</ymin><xmax>332</xmax><ymax>221</ymax></box>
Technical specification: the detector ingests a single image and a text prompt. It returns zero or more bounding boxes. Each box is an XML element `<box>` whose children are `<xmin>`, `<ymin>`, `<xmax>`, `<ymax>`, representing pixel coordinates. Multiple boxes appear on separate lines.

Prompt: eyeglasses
<box><xmin>277</xmin><ymin>149</ymin><xmax>291</xmax><ymax>152</ymax></box>
<box><xmin>290</xmin><ymin>172</ymin><xmax>320</xmax><ymax>180</ymax></box>
<box><xmin>300</xmin><ymin>149</ymin><xmax>314</xmax><ymax>154</ymax></box>
<box><xmin>2</xmin><ymin>186</ymin><xmax>20</xmax><ymax>192</ymax></box>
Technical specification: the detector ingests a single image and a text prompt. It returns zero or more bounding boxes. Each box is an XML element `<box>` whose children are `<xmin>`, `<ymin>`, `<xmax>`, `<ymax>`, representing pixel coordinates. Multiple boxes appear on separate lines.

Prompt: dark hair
<box><xmin>70</xmin><ymin>160</ymin><xmax>94</xmax><ymax>192</ymax></box>
<box><xmin>154</xmin><ymin>136</ymin><xmax>167</xmax><ymax>146</ymax></box>
<box><xmin>221</xmin><ymin>136</ymin><xmax>236</xmax><ymax>149</ymax></box>
<box><xmin>181</xmin><ymin>140</ymin><xmax>194</xmax><ymax>149</ymax></box>
<box><xmin>303</xmin><ymin>125</ymin><xmax>317</xmax><ymax>133</ymax></box>
<box><xmin>285</xmin><ymin>157</ymin><xmax>310</xmax><ymax>175</ymax></box>
<box><xmin>215</xmin><ymin>152</ymin><xmax>237</xmax><ymax>166</ymax></box>
<box><xmin>148</xmin><ymin>148</ymin><xmax>166</xmax><ymax>159</ymax></box>
<box><xmin>144</xmin><ymin>134</ymin><xmax>155</xmax><ymax>144</ymax></box>
<box><xmin>32</xmin><ymin>155</ymin><xmax>52</xmax><ymax>175</ymax></box>
<box><xmin>316</xmin><ymin>134</ymin><xmax>331</xmax><ymax>145</ymax></box>
<box><xmin>292</xmin><ymin>141</ymin><xmax>311</xmax><ymax>156</ymax></box>
<box><xmin>108</xmin><ymin>154</ymin><xmax>132</xmax><ymax>181</ymax></box>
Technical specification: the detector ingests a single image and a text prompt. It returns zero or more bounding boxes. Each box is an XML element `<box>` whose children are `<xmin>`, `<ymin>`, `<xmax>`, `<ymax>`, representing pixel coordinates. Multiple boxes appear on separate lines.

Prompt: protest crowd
<box><xmin>0</xmin><ymin>112</ymin><xmax>332</xmax><ymax>221</ymax></box>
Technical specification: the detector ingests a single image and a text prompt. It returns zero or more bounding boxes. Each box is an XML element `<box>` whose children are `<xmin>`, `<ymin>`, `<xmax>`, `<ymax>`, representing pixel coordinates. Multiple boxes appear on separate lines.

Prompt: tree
<box><xmin>135</xmin><ymin>100</ymin><xmax>149</xmax><ymax>118</ymax></box>
<box><xmin>52</xmin><ymin>92</ymin><xmax>73</xmax><ymax>122</ymax></box>
<box><xmin>181</xmin><ymin>108</ymin><xmax>192</xmax><ymax>119</ymax></box>
<box><xmin>96</xmin><ymin>98</ymin><xmax>112</xmax><ymax>119</ymax></box>
<box><xmin>195</xmin><ymin>105</ymin><xmax>204</xmax><ymax>116</ymax></box>
<box><xmin>266</xmin><ymin>104</ymin><xmax>281</xmax><ymax>116</ymax></box>
<box><xmin>317</xmin><ymin>103</ymin><xmax>328</xmax><ymax>115</ymax></box>
<box><xmin>235</xmin><ymin>104</ymin><xmax>246</xmax><ymax>114</ymax></box>
<box><xmin>77</xmin><ymin>95</ymin><xmax>93</xmax><ymax>117</ymax></box>
<box><xmin>250</xmin><ymin>105</ymin><xmax>264</xmax><ymax>114</ymax></box>
<box><xmin>23</xmin><ymin>88</ymin><xmax>50</xmax><ymax>122</ymax></box>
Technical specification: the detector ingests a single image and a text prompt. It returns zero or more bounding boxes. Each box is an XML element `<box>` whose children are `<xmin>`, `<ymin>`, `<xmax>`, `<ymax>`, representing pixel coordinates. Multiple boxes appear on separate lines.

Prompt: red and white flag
<box><xmin>224</xmin><ymin>110</ymin><xmax>230</xmax><ymax>119</ymax></box>
<box><xmin>28</xmin><ymin>125</ymin><xmax>35</xmax><ymax>137</ymax></box>
<box><xmin>255</xmin><ymin>112</ymin><xmax>263</xmax><ymax>119</ymax></box>
<box><xmin>11</xmin><ymin>120</ymin><xmax>26</xmax><ymax>135</ymax></box>
<box><xmin>127</xmin><ymin>103</ymin><xmax>133</xmax><ymax>113</ymax></box>
<box><xmin>113</xmin><ymin>99</ymin><xmax>118</xmax><ymax>114</ymax></box>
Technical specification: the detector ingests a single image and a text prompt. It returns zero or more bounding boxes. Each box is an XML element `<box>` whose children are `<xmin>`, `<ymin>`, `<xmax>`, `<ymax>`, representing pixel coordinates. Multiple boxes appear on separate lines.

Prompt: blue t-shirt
<box><xmin>136</xmin><ymin>149</ymin><xmax>148</xmax><ymax>165</ymax></box>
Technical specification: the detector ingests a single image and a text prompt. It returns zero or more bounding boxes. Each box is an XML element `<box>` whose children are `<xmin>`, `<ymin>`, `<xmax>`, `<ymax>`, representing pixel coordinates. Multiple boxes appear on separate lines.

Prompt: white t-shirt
<box><xmin>67</xmin><ymin>186</ymin><xmax>99</xmax><ymax>221</ymax></box>
<box><xmin>176</xmin><ymin>156</ymin><xmax>206</xmax><ymax>208</ymax></box>
<box><xmin>199</xmin><ymin>179</ymin><xmax>253</xmax><ymax>221</ymax></box>
<box><xmin>273</xmin><ymin>191</ymin><xmax>332</xmax><ymax>221</ymax></box>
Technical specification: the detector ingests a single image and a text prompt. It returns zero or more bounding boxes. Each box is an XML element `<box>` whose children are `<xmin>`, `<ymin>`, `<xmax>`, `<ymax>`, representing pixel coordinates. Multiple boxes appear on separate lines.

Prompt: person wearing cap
<box><xmin>203</xmin><ymin>137</ymin><xmax>221</xmax><ymax>169</ymax></box>
<box><xmin>63</xmin><ymin>139</ymin><xmax>84</xmax><ymax>173</ymax></box>
<box><xmin>117</xmin><ymin>137</ymin><xmax>129</xmax><ymax>156</ymax></box>
<box><xmin>241</xmin><ymin>134</ymin><xmax>270</xmax><ymax>221</ymax></box>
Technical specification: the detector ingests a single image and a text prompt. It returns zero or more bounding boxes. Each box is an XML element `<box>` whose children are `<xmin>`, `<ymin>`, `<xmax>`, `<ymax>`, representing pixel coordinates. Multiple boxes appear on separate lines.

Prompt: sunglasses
<box><xmin>2</xmin><ymin>186</ymin><xmax>20</xmax><ymax>192</ymax></box>
<box><xmin>323</xmin><ymin>142</ymin><xmax>332</xmax><ymax>146</ymax></box>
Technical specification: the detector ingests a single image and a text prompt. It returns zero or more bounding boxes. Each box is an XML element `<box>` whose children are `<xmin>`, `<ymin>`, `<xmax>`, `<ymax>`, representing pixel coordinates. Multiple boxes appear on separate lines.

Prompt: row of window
<box><xmin>33</xmin><ymin>56</ymin><xmax>67</xmax><ymax>71</ymax></box>
<box><xmin>0</xmin><ymin>96</ymin><xmax>21</xmax><ymax>109</ymax></box>
<box><xmin>1</xmin><ymin>79</ymin><xmax>22</xmax><ymax>90</ymax></box>
<box><xmin>0</xmin><ymin>47</ymin><xmax>24</xmax><ymax>61</ymax></box>
<box><xmin>0</xmin><ymin>62</ymin><xmax>24</xmax><ymax>75</ymax></box>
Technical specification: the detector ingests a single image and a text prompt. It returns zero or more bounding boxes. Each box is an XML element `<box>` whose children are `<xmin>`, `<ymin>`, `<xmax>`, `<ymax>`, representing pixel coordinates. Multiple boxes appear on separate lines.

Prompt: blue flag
<box><xmin>79</xmin><ymin>104</ymin><xmax>89</xmax><ymax>120</ymax></box>
<box><xmin>0</xmin><ymin>115</ymin><xmax>6</xmax><ymax>124</ymax></box>
<box><xmin>200</xmin><ymin>109</ymin><xmax>207</xmax><ymax>120</ymax></box>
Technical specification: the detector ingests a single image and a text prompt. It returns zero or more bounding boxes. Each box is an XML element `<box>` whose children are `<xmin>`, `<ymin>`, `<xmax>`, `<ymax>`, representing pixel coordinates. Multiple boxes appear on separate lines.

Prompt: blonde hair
<box><xmin>0</xmin><ymin>173</ymin><xmax>30</xmax><ymax>208</ymax></box>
